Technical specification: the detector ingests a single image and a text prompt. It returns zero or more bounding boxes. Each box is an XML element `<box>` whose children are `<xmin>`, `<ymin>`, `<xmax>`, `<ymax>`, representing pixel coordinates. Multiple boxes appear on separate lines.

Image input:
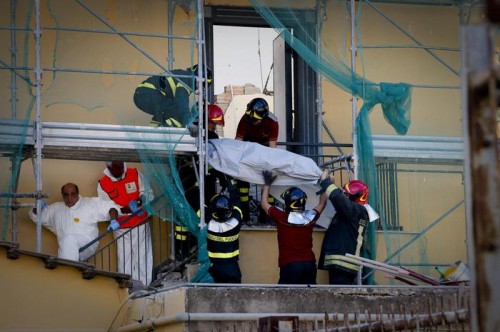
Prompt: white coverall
<box><xmin>29</xmin><ymin>197</ymin><xmax>115</xmax><ymax>261</ymax></box>
<box><xmin>97</xmin><ymin>163</ymin><xmax>155</xmax><ymax>286</ymax></box>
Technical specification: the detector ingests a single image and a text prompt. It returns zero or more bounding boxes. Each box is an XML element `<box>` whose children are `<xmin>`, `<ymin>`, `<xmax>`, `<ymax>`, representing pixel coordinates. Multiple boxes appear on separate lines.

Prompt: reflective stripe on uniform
<box><xmin>240</xmin><ymin>196</ymin><xmax>249</xmax><ymax>202</ymax></box>
<box><xmin>139</xmin><ymin>82</ymin><xmax>166</xmax><ymax>96</ymax></box>
<box><xmin>208</xmin><ymin>249</ymin><xmax>240</xmax><ymax>259</ymax></box>
<box><xmin>326</xmin><ymin>183</ymin><xmax>338</xmax><ymax>196</ymax></box>
<box><xmin>238</xmin><ymin>188</ymin><xmax>249</xmax><ymax>194</ymax></box>
<box><xmin>323</xmin><ymin>221</ymin><xmax>366</xmax><ymax>272</ymax></box>
<box><xmin>323</xmin><ymin>255</ymin><xmax>360</xmax><ymax>272</ymax></box>
<box><xmin>207</xmin><ymin>233</ymin><xmax>239</xmax><ymax>242</ymax></box>
<box><xmin>175</xmin><ymin>225</ymin><xmax>188</xmax><ymax>241</ymax></box>
<box><xmin>166</xmin><ymin>77</ymin><xmax>177</xmax><ymax>95</ymax></box>
<box><xmin>165</xmin><ymin>118</ymin><xmax>182</xmax><ymax>128</ymax></box>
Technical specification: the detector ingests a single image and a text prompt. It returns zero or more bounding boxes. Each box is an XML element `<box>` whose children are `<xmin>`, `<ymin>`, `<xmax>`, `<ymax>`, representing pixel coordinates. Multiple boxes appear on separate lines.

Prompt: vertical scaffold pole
<box><xmin>34</xmin><ymin>0</ymin><xmax>43</xmax><ymax>253</ymax></box>
<box><xmin>196</xmin><ymin>0</ymin><xmax>206</xmax><ymax>228</ymax></box>
<box><xmin>349</xmin><ymin>0</ymin><xmax>358</xmax><ymax>181</ymax></box>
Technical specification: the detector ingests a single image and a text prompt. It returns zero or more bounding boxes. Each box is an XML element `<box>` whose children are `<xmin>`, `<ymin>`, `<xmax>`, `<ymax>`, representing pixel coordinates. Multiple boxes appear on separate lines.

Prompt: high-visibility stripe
<box><xmin>165</xmin><ymin>118</ymin><xmax>182</xmax><ymax>127</ymax></box>
<box><xmin>323</xmin><ymin>222</ymin><xmax>366</xmax><ymax>272</ymax></box>
<box><xmin>175</xmin><ymin>234</ymin><xmax>187</xmax><ymax>240</ymax></box>
<box><xmin>207</xmin><ymin>233</ymin><xmax>239</xmax><ymax>242</ymax></box>
<box><xmin>323</xmin><ymin>255</ymin><xmax>360</xmax><ymax>272</ymax></box>
<box><xmin>166</xmin><ymin>77</ymin><xmax>177</xmax><ymax>96</ymax></box>
<box><xmin>239</xmin><ymin>188</ymin><xmax>249</xmax><ymax>193</ymax></box>
<box><xmin>208</xmin><ymin>249</ymin><xmax>239</xmax><ymax>259</ymax></box>
<box><xmin>240</xmin><ymin>196</ymin><xmax>249</xmax><ymax>202</ymax></box>
<box><xmin>139</xmin><ymin>82</ymin><xmax>166</xmax><ymax>96</ymax></box>
<box><xmin>139</xmin><ymin>82</ymin><xmax>156</xmax><ymax>89</ymax></box>
<box><xmin>234</xmin><ymin>206</ymin><xmax>243</xmax><ymax>218</ymax></box>
<box><xmin>325</xmin><ymin>183</ymin><xmax>338</xmax><ymax>196</ymax></box>
<box><xmin>354</xmin><ymin>222</ymin><xmax>365</xmax><ymax>257</ymax></box>
<box><xmin>175</xmin><ymin>226</ymin><xmax>188</xmax><ymax>232</ymax></box>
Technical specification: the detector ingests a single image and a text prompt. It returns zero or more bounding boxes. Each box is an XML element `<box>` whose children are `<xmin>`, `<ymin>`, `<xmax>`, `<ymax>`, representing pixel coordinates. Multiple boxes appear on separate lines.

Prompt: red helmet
<box><xmin>343</xmin><ymin>180</ymin><xmax>369</xmax><ymax>205</ymax></box>
<box><xmin>208</xmin><ymin>104</ymin><xmax>225</xmax><ymax>126</ymax></box>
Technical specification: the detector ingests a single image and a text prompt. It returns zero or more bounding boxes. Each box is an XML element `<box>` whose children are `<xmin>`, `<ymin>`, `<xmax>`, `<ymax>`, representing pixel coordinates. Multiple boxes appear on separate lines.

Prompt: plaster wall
<box><xmin>0</xmin><ymin>248</ymin><xmax>129</xmax><ymax>331</ymax></box>
<box><xmin>0</xmin><ymin>1</ymin><xmax>484</xmax><ymax>289</ymax></box>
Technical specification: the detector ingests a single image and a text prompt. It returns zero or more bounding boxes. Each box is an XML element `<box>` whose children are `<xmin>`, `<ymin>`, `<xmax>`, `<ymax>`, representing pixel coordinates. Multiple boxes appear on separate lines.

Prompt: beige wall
<box><xmin>1</xmin><ymin>1</ymin><xmax>487</xmax><ymax>291</ymax></box>
<box><xmin>0</xmin><ymin>248</ymin><xmax>128</xmax><ymax>330</ymax></box>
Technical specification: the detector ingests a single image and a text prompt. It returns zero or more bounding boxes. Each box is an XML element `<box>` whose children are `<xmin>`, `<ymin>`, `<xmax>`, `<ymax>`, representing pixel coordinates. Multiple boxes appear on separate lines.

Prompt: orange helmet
<box><xmin>208</xmin><ymin>104</ymin><xmax>225</xmax><ymax>126</ymax></box>
<box><xmin>343</xmin><ymin>180</ymin><xmax>369</xmax><ymax>205</ymax></box>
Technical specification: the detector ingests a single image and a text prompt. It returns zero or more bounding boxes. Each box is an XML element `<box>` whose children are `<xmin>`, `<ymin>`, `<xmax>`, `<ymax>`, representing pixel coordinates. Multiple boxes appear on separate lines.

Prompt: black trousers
<box><xmin>279</xmin><ymin>261</ymin><xmax>317</xmax><ymax>285</ymax></box>
<box><xmin>328</xmin><ymin>267</ymin><xmax>357</xmax><ymax>285</ymax></box>
<box><xmin>209</xmin><ymin>261</ymin><xmax>242</xmax><ymax>284</ymax></box>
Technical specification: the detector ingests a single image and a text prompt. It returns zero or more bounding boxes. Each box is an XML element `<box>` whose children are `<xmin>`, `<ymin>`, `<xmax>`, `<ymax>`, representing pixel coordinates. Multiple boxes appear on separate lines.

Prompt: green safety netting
<box><xmin>252</xmin><ymin>0</ymin><xmax>412</xmax><ymax>283</ymax></box>
<box><xmin>0</xmin><ymin>0</ymin><xmax>213</xmax><ymax>283</ymax></box>
<box><xmin>1</xmin><ymin>0</ymin><xmax>474</xmax><ymax>285</ymax></box>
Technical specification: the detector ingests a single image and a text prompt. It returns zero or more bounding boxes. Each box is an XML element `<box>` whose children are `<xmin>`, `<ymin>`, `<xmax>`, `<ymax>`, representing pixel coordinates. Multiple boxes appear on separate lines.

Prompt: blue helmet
<box><xmin>245</xmin><ymin>98</ymin><xmax>269</xmax><ymax>123</ymax></box>
<box><xmin>281</xmin><ymin>187</ymin><xmax>307</xmax><ymax>212</ymax></box>
<box><xmin>210</xmin><ymin>194</ymin><xmax>233</xmax><ymax>221</ymax></box>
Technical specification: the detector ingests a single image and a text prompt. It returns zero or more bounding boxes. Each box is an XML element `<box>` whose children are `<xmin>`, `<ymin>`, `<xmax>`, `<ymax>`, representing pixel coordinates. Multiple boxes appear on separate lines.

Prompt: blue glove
<box><xmin>39</xmin><ymin>199</ymin><xmax>48</xmax><ymax>212</ymax></box>
<box><xmin>107</xmin><ymin>219</ymin><xmax>119</xmax><ymax>231</ymax></box>
<box><xmin>128</xmin><ymin>200</ymin><xmax>139</xmax><ymax>213</ymax></box>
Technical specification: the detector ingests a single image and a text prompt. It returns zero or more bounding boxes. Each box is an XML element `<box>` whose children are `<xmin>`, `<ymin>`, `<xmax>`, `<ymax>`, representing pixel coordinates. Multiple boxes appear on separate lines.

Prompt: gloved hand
<box><xmin>39</xmin><ymin>199</ymin><xmax>48</xmax><ymax>212</ymax></box>
<box><xmin>128</xmin><ymin>200</ymin><xmax>140</xmax><ymax>213</ymax></box>
<box><xmin>262</xmin><ymin>170</ymin><xmax>277</xmax><ymax>186</ymax></box>
<box><xmin>187</xmin><ymin>123</ymin><xmax>199</xmax><ymax>137</ymax></box>
<box><xmin>316</xmin><ymin>177</ymin><xmax>333</xmax><ymax>195</ymax></box>
<box><xmin>107</xmin><ymin>219</ymin><xmax>120</xmax><ymax>231</ymax></box>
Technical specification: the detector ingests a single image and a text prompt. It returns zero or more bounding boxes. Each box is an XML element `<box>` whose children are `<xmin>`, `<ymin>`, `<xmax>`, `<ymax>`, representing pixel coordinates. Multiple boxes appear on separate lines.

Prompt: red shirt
<box><xmin>235</xmin><ymin>116</ymin><xmax>279</xmax><ymax>146</ymax></box>
<box><xmin>269</xmin><ymin>207</ymin><xmax>320</xmax><ymax>267</ymax></box>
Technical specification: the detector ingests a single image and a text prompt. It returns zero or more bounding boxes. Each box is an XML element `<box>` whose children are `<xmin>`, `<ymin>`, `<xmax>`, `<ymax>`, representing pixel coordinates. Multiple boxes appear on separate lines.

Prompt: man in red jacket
<box><xmin>260</xmin><ymin>170</ymin><xmax>327</xmax><ymax>285</ymax></box>
<box><xmin>235</xmin><ymin>97</ymin><xmax>279</xmax><ymax>224</ymax></box>
<box><xmin>97</xmin><ymin>161</ymin><xmax>155</xmax><ymax>286</ymax></box>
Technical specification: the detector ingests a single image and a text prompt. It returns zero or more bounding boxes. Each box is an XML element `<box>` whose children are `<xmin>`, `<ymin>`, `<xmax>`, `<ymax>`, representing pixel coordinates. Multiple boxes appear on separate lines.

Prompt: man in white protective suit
<box><xmin>29</xmin><ymin>182</ymin><xmax>118</xmax><ymax>261</ymax></box>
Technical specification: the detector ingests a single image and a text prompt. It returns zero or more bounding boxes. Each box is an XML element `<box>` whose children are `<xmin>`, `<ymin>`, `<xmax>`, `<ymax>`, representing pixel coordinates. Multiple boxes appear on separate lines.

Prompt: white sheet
<box><xmin>207</xmin><ymin>138</ymin><xmax>322</xmax><ymax>185</ymax></box>
<box><xmin>206</xmin><ymin>138</ymin><xmax>378</xmax><ymax>229</ymax></box>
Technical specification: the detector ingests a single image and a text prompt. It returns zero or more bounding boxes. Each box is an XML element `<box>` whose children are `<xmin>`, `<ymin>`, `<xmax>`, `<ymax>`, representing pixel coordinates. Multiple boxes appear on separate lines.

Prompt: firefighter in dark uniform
<box><xmin>317</xmin><ymin>170</ymin><xmax>370</xmax><ymax>285</ymax></box>
<box><xmin>234</xmin><ymin>97</ymin><xmax>279</xmax><ymax>223</ymax></box>
<box><xmin>206</xmin><ymin>178</ymin><xmax>243</xmax><ymax>283</ymax></box>
<box><xmin>134</xmin><ymin>64</ymin><xmax>212</xmax><ymax>127</ymax></box>
<box><xmin>174</xmin><ymin>104</ymin><xmax>227</xmax><ymax>261</ymax></box>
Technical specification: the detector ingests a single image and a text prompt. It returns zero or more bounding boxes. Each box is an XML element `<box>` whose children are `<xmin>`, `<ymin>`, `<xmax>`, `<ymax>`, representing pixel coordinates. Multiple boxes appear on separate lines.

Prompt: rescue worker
<box><xmin>175</xmin><ymin>104</ymin><xmax>227</xmax><ymax>261</ymax></box>
<box><xmin>97</xmin><ymin>161</ymin><xmax>155</xmax><ymax>285</ymax></box>
<box><xmin>234</xmin><ymin>97</ymin><xmax>279</xmax><ymax>223</ymax></box>
<box><xmin>134</xmin><ymin>64</ymin><xmax>212</xmax><ymax>128</ymax></box>
<box><xmin>205</xmin><ymin>104</ymin><xmax>228</xmax><ymax>199</ymax></box>
<box><xmin>29</xmin><ymin>183</ymin><xmax>118</xmax><ymax>261</ymax></box>
<box><xmin>206</xmin><ymin>178</ymin><xmax>243</xmax><ymax>283</ymax></box>
<box><xmin>260</xmin><ymin>171</ymin><xmax>327</xmax><ymax>284</ymax></box>
<box><xmin>317</xmin><ymin>170</ymin><xmax>370</xmax><ymax>285</ymax></box>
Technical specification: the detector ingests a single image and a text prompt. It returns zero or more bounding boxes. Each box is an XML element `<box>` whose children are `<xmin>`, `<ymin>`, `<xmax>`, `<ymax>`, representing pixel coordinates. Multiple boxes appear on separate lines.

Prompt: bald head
<box><xmin>61</xmin><ymin>183</ymin><xmax>79</xmax><ymax>207</ymax></box>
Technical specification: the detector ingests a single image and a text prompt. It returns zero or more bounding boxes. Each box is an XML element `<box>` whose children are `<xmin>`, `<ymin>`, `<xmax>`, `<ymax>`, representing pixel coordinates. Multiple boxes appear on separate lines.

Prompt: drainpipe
<box><xmin>116</xmin><ymin>310</ymin><xmax>469</xmax><ymax>332</ymax></box>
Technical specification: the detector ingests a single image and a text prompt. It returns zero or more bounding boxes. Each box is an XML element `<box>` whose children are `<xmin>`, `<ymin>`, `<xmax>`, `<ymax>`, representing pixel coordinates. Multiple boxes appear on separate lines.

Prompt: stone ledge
<box><xmin>0</xmin><ymin>240</ymin><xmax>132</xmax><ymax>288</ymax></box>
